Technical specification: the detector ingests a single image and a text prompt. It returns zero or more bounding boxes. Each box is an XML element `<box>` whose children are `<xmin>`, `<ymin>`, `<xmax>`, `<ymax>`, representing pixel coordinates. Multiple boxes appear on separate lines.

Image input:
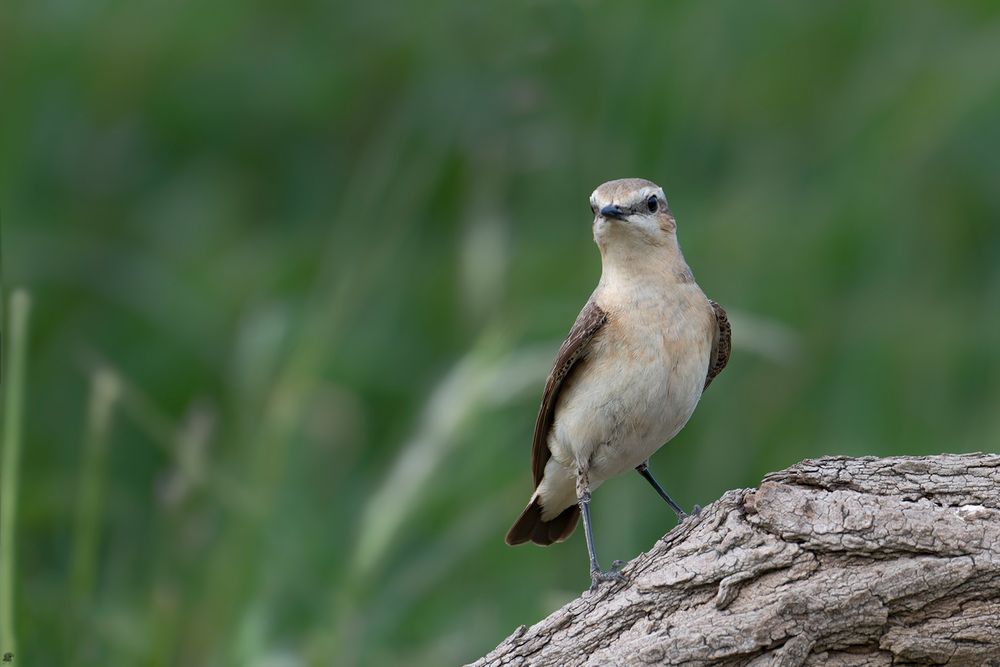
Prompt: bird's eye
<box><xmin>646</xmin><ymin>195</ymin><xmax>658</xmax><ymax>213</ymax></box>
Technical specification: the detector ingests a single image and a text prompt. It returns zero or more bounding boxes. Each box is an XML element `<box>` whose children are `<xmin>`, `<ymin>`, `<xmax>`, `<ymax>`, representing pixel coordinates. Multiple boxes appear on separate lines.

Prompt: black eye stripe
<box><xmin>591</xmin><ymin>196</ymin><xmax>662</xmax><ymax>216</ymax></box>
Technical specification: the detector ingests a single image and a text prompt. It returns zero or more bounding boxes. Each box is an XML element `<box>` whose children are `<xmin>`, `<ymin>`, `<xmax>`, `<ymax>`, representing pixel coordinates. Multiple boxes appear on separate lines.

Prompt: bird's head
<box><xmin>590</xmin><ymin>178</ymin><xmax>676</xmax><ymax>252</ymax></box>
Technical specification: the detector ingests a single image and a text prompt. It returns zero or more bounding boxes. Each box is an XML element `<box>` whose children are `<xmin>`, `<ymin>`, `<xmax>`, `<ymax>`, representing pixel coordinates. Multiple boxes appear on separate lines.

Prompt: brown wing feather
<box><xmin>704</xmin><ymin>300</ymin><xmax>731</xmax><ymax>390</ymax></box>
<box><xmin>530</xmin><ymin>300</ymin><xmax>607</xmax><ymax>486</ymax></box>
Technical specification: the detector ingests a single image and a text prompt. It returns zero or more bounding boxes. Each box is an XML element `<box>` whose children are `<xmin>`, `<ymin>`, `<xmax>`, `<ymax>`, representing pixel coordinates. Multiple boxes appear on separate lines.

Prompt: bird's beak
<box><xmin>599</xmin><ymin>204</ymin><xmax>626</xmax><ymax>220</ymax></box>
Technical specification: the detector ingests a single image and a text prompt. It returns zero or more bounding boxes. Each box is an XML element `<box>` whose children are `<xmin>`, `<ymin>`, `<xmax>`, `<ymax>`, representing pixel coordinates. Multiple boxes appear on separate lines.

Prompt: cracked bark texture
<box><xmin>473</xmin><ymin>454</ymin><xmax>1000</xmax><ymax>666</ymax></box>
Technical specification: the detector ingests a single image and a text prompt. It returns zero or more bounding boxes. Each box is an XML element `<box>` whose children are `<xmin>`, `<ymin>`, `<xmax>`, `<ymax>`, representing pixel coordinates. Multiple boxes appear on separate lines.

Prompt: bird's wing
<box><xmin>704</xmin><ymin>299</ymin><xmax>731</xmax><ymax>390</ymax></box>
<box><xmin>530</xmin><ymin>300</ymin><xmax>608</xmax><ymax>486</ymax></box>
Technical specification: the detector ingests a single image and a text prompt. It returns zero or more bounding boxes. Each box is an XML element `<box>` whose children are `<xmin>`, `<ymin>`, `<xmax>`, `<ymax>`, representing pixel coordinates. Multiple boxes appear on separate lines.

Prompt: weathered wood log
<box><xmin>473</xmin><ymin>454</ymin><xmax>1000</xmax><ymax>666</ymax></box>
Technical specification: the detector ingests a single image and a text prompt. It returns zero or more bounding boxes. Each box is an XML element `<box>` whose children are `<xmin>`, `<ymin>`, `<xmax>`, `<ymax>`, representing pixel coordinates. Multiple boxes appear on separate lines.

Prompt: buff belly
<box><xmin>535</xmin><ymin>328</ymin><xmax>711</xmax><ymax>521</ymax></box>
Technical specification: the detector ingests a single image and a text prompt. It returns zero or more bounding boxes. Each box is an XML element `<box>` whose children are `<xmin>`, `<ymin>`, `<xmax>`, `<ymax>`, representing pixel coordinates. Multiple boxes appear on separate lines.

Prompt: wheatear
<box><xmin>506</xmin><ymin>178</ymin><xmax>731</xmax><ymax>590</ymax></box>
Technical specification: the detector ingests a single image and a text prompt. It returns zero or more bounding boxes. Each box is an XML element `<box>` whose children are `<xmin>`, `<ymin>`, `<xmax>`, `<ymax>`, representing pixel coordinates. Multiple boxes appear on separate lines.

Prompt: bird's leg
<box><xmin>577</xmin><ymin>468</ymin><xmax>624</xmax><ymax>592</ymax></box>
<box><xmin>635</xmin><ymin>462</ymin><xmax>700</xmax><ymax>522</ymax></box>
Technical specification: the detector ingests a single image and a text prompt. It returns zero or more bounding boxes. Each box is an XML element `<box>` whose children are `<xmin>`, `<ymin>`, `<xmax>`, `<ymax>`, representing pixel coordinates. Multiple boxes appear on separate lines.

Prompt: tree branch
<box><xmin>473</xmin><ymin>454</ymin><xmax>1000</xmax><ymax>666</ymax></box>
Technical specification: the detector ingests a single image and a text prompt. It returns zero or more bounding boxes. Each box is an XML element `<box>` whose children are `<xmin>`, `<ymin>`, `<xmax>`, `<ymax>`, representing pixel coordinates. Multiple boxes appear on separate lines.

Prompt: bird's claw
<box><xmin>675</xmin><ymin>504</ymin><xmax>702</xmax><ymax>522</ymax></box>
<box><xmin>588</xmin><ymin>564</ymin><xmax>626</xmax><ymax>592</ymax></box>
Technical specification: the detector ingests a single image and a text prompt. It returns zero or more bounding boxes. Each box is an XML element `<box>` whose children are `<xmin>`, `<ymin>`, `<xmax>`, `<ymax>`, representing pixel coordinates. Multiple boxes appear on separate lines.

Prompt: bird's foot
<box><xmin>588</xmin><ymin>560</ymin><xmax>627</xmax><ymax>593</ymax></box>
<box><xmin>674</xmin><ymin>504</ymin><xmax>702</xmax><ymax>522</ymax></box>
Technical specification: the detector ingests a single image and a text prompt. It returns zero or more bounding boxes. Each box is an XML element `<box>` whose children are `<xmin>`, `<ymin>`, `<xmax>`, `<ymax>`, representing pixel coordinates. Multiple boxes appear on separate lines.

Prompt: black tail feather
<box><xmin>505</xmin><ymin>497</ymin><xmax>579</xmax><ymax>546</ymax></box>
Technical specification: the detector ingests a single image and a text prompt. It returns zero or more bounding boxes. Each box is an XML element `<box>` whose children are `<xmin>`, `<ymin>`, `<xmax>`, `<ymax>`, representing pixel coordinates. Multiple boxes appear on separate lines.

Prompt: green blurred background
<box><xmin>2</xmin><ymin>1</ymin><xmax>1000</xmax><ymax>665</ymax></box>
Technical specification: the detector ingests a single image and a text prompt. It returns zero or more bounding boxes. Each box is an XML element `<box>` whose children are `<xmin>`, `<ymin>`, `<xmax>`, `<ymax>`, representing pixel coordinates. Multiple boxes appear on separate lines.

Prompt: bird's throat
<box><xmin>598</xmin><ymin>239</ymin><xmax>692</xmax><ymax>290</ymax></box>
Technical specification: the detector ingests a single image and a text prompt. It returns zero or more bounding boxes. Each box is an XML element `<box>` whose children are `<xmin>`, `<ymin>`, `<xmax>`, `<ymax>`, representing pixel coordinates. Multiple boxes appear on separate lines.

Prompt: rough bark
<box><xmin>473</xmin><ymin>454</ymin><xmax>1000</xmax><ymax>666</ymax></box>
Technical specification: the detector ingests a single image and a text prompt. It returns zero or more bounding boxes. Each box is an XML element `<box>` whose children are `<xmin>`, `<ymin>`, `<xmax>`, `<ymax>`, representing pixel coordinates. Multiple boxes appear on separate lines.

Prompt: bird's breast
<box><xmin>549</xmin><ymin>284</ymin><xmax>714</xmax><ymax>479</ymax></box>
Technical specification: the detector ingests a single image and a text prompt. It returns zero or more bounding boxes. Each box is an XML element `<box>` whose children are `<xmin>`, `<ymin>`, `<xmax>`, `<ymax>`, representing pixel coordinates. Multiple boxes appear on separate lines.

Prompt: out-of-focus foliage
<box><xmin>2</xmin><ymin>1</ymin><xmax>999</xmax><ymax>664</ymax></box>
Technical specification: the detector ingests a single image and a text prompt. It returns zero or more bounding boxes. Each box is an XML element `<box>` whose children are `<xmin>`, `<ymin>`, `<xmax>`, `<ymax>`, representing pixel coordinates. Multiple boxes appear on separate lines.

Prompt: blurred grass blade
<box><xmin>348</xmin><ymin>339</ymin><xmax>501</xmax><ymax>582</ymax></box>
<box><xmin>348</xmin><ymin>335</ymin><xmax>551</xmax><ymax>583</ymax></box>
<box><xmin>0</xmin><ymin>289</ymin><xmax>31</xmax><ymax>657</ymax></box>
<box><xmin>70</xmin><ymin>367</ymin><xmax>122</xmax><ymax>604</ymax></box>
<box><xmin>726</xmin><ymin>309</ymin><xmax>801</xmax><ymax>363</ymax></box>
<box><xmin>317</xmin><ymin>335</ymin><xmax>551</xmax><ymax>663</ymax></box>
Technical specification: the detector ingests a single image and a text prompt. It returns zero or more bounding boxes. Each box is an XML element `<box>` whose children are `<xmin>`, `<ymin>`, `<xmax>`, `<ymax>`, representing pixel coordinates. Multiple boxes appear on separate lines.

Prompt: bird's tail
<box><xmin>505</xmin><ymin>495</ymin><xmax>579</xmax><ymax>546</ymax></box>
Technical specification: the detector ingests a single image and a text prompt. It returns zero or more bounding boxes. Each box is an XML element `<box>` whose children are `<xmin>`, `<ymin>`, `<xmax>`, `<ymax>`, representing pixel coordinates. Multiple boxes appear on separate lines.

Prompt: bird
<box><xmin>505</xmin><ymin>178</ymin><xmax>731</xmax><ymax>591</ymax></box>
